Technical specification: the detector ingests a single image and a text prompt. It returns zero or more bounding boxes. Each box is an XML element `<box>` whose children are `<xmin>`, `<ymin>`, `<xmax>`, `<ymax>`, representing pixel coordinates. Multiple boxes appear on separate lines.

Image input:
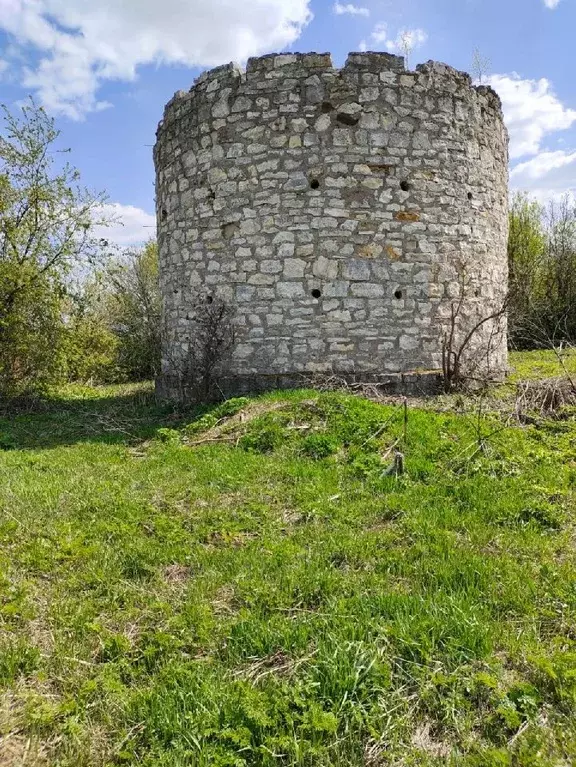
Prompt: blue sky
<box><xmin>0</xmin><ymin>0</ymin><xmax>574</xmax><ymax>243</ymax></box>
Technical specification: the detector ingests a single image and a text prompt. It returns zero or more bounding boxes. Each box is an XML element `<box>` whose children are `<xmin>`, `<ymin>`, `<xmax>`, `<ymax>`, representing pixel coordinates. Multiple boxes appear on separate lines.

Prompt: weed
<box><xmin>300</xmin><ymin>433</ymin><xmax>338</xmax><ymax>460</ymax></box>
<box><xmin>155</xmin><ymin>427</ymin><xmax>181</xmax><ymax>444</ymax></box>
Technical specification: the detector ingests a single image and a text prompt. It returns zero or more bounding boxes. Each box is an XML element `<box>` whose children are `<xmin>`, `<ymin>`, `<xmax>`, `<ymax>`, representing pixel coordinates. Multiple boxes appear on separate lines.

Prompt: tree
<box><xmin>471</xmin><ymin>47</ymin><xmax>491</xmax><ymax>83</ymax></box>
<box><xmin>0</xmin><ymin>98</ymin><xmax>110</xmax><ymax>396</ymax></box>
<box><xmin>544</xmin><ymin>195</ymin><xmax>576</xmax><ymax>338</ymax></box>
<box><xmin>507</xmin><ymin>193</ymin><xmax>576</xmax><ymax>348</ymax></box>
<box><xmin>400</xmin><ymin>31</ymin><xmax>414</xmax><ymax>70</ymax></box>
<box><xmin>507</xmin><ymin>193</ymin><xmax>547</xmax><ymax>346</ymax></box>
<box><xmin>104</xmin><ymin>241</ymin><xmax>161</xmax><ymax>380</ymax></box>
<box><xmin>64</xmin><ymin>278</ymin><xmax>119</xmax><ymax>384</ymax></box>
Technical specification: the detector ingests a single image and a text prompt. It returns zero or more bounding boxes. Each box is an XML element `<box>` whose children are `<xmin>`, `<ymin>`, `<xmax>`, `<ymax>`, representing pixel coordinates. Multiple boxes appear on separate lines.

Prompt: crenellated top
<box><xmin>156</xmin><ymin>51</ymin><xmax>505</xmax><ymax>136</ymax></box>
<box><xmin>245</xmin><ymin>52</ymin><xmax>334</xmax><ymax>77</ymax></box>
<box><xmin>344</xmin><ymin>51</ymin><xmax>405</xmax><ymax>73</ymax></box>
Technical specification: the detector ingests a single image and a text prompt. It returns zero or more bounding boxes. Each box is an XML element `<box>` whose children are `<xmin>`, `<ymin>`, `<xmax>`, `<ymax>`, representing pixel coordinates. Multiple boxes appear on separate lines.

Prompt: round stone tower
<box><xmin>154</xmin><ymin>52</ymin><xmax>509</xmax><ymax>400</ymax></box>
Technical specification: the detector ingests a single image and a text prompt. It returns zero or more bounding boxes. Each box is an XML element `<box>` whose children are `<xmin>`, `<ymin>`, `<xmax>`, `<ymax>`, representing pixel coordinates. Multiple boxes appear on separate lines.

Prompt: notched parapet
<box><xmin>193</xmin><ymin>62</ymin><xmax>242</xmax><ymax>88</ymax></box>
<box><xmin>416</xmin><ymin>60</ymin><xmax>472</xmax><ymax>86</ymax></box>
<box><xmin>160</xmin><ymin>89</ymin><xmax>194</xmax><ymax>127</ymax></box>
<box><xmin>415</xmin><ymin>61</ymin><xmax>504</xmax><ymax>122</ymax></box>
<box><xmin>474</xmin><ymin>84</ymin><xmax>503</xmax><ymax>112</ymax></box>
<box><xmin>159</xmin><ymin>52</ymin><xmax>506</xmax><ymax>134</ymax></box>
<box><xmin>246</xmin><ymin>52</ymin><xmax>334</xmax><ymax>78</ymax></box>
<box><xmin>344</xmin><ymin>52</ymin><xmax>405</xmax><ymax>73</ymax></box>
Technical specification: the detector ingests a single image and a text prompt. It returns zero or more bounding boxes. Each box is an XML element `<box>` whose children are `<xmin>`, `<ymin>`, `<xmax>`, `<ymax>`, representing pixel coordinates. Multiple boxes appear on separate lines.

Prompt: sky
<box><xmin>0</xmin><ymin>0</ymin><xmax>574</xmax><ymax>244</ymax></box>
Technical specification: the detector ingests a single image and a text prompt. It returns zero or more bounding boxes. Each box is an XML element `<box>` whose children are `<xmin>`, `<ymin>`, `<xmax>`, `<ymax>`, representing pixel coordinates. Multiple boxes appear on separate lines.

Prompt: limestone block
<box><xmin>277</xmin><ymin>281</ymin><xmax>305</xmax><ymax>298</ymax></box>
<box><xmin>343</xmin><ymin>260</ymin><xmax>371</xmax><ymax>281</ymax></box>
<box><xmin>283</xmin><ymin>259</ymin><xmax>307</xmax><ymax>278</ymax></box>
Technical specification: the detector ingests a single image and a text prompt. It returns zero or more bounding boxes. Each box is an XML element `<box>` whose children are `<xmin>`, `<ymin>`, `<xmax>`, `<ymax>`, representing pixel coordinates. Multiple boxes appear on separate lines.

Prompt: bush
<box><xmin>104</xmin><ymin>241</ymin><xmax>161</xmax><ymax>381</ymax></box>
<box><xmin>300</xmin><ymin>433</ymin><xmax>338</xmax><ymax>460</ymax></box>
<box><xmin>0</xmin><ymin>268</ymin><xmax>67</xmax><ymax>398</ymax></box>
<box><xmin>238</xmin><ymin>415</ymin><xmax>287</xmax><ymax>453</ymax></box>
<box><xmin>64</xmin><ymin>311</ymin><xmax>120</xmax><ymax>384</ymax></box>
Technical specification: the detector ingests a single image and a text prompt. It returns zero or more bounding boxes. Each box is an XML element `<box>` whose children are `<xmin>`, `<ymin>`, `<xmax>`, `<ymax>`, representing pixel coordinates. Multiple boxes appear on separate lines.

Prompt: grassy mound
<box><xmin>0</xmin><ymin>371</ymin><xmax>575</xmax><ymax>765</ymax></box>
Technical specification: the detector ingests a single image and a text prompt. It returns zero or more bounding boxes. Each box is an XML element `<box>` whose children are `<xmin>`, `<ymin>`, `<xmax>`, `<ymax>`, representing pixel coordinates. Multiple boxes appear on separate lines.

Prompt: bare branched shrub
<box><xmin>400</xmin><ymin>31</ymin><xmax>414</xmax><ymax>70</ymax></box>
<box><xmin>471</xmin><ymin>47</ymin><xmax>491</xmax><ymax>83</ymax></box>
<box><xmin>441</xmin><ymin>265</ymin><xmax>508</xmax><ymax>392</ymax></box>
<box><xmin>167</xmin><ymin>296</ymin><xmax>235</xmax><ymax>403</ymax></box>
<box><xmin>516</xmin><ymin>377</ymin><xmax>576</xmax><ymax>419</ymax></box>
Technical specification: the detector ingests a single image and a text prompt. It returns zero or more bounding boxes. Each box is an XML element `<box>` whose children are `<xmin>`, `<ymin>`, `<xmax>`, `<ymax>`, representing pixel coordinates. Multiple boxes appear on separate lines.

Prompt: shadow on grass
<box><xmin>0</xmin><ymin>386</ymin><xmax>208</xmax><ymax>451</ymax></box>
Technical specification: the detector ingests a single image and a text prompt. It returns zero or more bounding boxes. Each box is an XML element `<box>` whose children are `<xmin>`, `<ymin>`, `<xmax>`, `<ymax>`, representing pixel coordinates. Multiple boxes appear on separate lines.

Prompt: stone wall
<box><xmin>154</xmin><ymin>51</ymin><xmax>509</xmax><ymax>400</ymax></box>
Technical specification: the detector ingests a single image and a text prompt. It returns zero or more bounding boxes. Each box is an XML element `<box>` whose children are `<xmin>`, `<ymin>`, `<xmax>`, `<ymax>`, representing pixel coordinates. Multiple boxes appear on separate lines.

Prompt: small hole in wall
<box><xmin>321</xmin><ymin>101</ymin><xmax>335</xmax><ymax>113</ymax></box>
<box><xmin>161</xmin><ymin>208</ymin><xmax>168</xmax><ymax>220</ymax></box>
<box><xmin>394</xmin><ymin>289</ymin><xmax>403</xmax><ymax>299</ymax></box>
<box><xmin>310</xmin><ymin>179</ymin><xmax>320</xmax><ymax>190</ymax></box>
<box><xmin>468</xmin><ymin>192</ymin><xmax>473</xmax><ymax>200</ymax></box>
<box><xmin>400</xmin><ymin>180</ymin><xmax>411</xmax><ymax>192</ymax></box>
<box><xmin>206</xmin><ymin>295</ymin><xmax>214</xmax><ymax>304</ymax></box>
<box><xmin>311</xmin><ymin>288</ymin><xmax>322</xmax><ymax>299</ymax></box>
<box><xmin>336</xmin><ymin>112</ymin><xmax>360</xmax><ymax>126</ymax></box>
<box><xmin>474</xmin><ymin>289</ymin><xmax>480</xmax><ymax>298</ymax></box>
<box><xmin>222</xmin><ymin>221</ymin><xmax>239</xmax><ymax>240</ymax></box>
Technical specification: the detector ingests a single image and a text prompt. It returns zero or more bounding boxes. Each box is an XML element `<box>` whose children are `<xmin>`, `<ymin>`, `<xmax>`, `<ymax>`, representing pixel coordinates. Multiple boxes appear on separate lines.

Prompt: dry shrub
<box><xmin>516</xmin><ymin>377</ymin><xmax>576</xmax><ymax>418</ymax></box>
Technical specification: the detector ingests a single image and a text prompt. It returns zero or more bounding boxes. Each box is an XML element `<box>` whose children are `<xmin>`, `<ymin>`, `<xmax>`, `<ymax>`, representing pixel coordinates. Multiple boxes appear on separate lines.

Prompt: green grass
<box><xmin>508</xmin><ymin>347</ymin><xmax>576</xmax><ymax>383</ymax></box>
<box><xmin>1</xmin><ymin>358</ymin><xmax>576</xmax><ymax>766</ymax></box>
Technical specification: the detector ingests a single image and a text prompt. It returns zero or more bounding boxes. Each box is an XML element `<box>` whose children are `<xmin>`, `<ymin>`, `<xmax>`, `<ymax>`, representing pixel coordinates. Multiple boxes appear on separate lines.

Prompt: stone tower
<box><xmin>154</xmin><ymin>52</ymin><xmax>509</xmax><ymax>400</ymax></box>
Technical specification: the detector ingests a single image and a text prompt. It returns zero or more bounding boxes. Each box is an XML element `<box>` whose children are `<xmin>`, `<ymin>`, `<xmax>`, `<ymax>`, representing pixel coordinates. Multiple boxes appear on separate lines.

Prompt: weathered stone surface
<box><xmin>395</xmin><ymin>211</ymin><xmax>421</xmax><ymax>222</ymax></box>
<box><xmin>155</xmin><ymin>51</ymin><xmax>509</xmax><ymax>400</ymax></box>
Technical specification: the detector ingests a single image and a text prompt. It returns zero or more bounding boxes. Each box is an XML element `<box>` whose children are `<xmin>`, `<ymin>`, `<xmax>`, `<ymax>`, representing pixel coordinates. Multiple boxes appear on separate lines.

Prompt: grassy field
<box><xmin>1</xmin><ymin>352</ymin><xmax>576</xmax><ymax>766</ymax></box>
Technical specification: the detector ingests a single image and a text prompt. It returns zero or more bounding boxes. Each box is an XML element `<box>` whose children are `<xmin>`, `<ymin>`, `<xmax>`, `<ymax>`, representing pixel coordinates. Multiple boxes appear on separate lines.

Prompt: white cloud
<box><xmin>487</xmin><ymin>74</ymin><xmax>576</xmax><ymax>159</ymax></box>
<box><xmin>0</xmin><ymin>0</ymin><xmax>313</xmax><ymax>119</ymax></box>
<box><xmin>511</xmin><ymin>150</ymin><xmax>576</xmax><ymax>184</ymax></box>
<box><xmin>386</xmin><ymin>28</ymin><xmax>428</xmax><ymax>53</ymax></box>
<box><xmin>93</xmin><ymin>204</ymin><xmax>156</xmax><ymax>246</ymax></box>
<box><xmin>543</xmin><ymin>0</ymin><xmax>561</xmax><ymax>8</ymax></box>
<box><xmin>368</xmin><ymin>22</ymin><xmax>389</xmax><ymax>45</ymax></box>
<box><xmin>358</xmin><ymin>23</ymin><xmax>428</xmax><ymax>56</ymax></box>
<box><xmin>333</xmin><ymin>3</ymin><xmax>369</xmax><ymax>16</ymax></box>
<box><xmin>510</xmin><ymin>150</ymin><xmax>576</xmax><ymax>203</ymax></box>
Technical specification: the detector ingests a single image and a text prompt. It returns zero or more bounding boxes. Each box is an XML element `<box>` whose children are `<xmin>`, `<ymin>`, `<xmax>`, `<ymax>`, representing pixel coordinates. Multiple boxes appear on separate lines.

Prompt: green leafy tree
<box><xmin>104</xmin><ymin>241</ymin><xmax>161</xmax><ymax>380</ymax></box>
<box><xmin>544</xmin><ymin>195</ymin><xmax>576</xmax><ymax>339</ymax></box>
<box><xmin>507</xmin><ymin>193</ymin><xmax>547</xmax><ymax>346</ymax></box>
<box><xmin>0</xmin><ymin>99</ymin><xmax>110</xmax><ymax>396</ymax></box>
<box><xmin>508</xmin><ymin>192</ymin><xmax>576</xmax><ymax>347</ymax></box>
<box><xmin>64</xmin><ymin>278</ymin><xmax>120</xmax><ymax>384</ymax></box>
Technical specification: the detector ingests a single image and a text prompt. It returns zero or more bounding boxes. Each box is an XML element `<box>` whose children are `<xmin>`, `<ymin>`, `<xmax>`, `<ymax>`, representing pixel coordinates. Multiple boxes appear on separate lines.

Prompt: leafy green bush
<box><xmin>238</xmin><ymin>415</ymin><xmax>287</xmax><ymax>453</ymax></box>
<box><xmin>64</xmin><ymin>310</ymin><xmax>120</xmax><ymax>384</ymax></box>
<box><xmin>104</xmin><ymin>241</ymin><xmax>161</xmax><ymax>381</ymax></box>
<box><xmin>300</xmin><ymin>433</ymin><xmax>338</xmax><ymax>460</ymax></box>
<box><xmin>346</xmin><ymin>447</ymin><xmax>384</xmax><ymax>478</ymax></box>
<box><xmin>0</xmin><ymin>432</ymin><xmax>16</xmax><ymax>450</ymax></box>
<box><xmin>212</xmin><ymin>397</ymin><xmax>250</xmax><ymax>419</ymax></box>
<box><xmin>155</xmin><ymin>428</ymin><xmax>181</xmax><ymax>444</ymax></box>
<box><xmin>0</xmin><ymin>267</ymin><xmax>68</xmax><ymax>397</ymax></box>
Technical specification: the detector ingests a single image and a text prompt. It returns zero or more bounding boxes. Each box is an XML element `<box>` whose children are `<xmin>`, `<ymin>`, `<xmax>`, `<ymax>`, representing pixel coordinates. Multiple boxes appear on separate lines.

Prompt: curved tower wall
<box><xmin>155</xmin><ymin>52</ymin><xmax>509</xmax><ymax>398</ymax></box>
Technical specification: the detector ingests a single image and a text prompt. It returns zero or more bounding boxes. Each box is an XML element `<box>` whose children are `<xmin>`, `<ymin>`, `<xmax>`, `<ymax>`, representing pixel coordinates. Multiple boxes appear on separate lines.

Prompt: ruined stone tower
<box><xmin>154</xmin><ymin>52</ymin><xmax>509</xmax><ymax>400</ymax></box>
